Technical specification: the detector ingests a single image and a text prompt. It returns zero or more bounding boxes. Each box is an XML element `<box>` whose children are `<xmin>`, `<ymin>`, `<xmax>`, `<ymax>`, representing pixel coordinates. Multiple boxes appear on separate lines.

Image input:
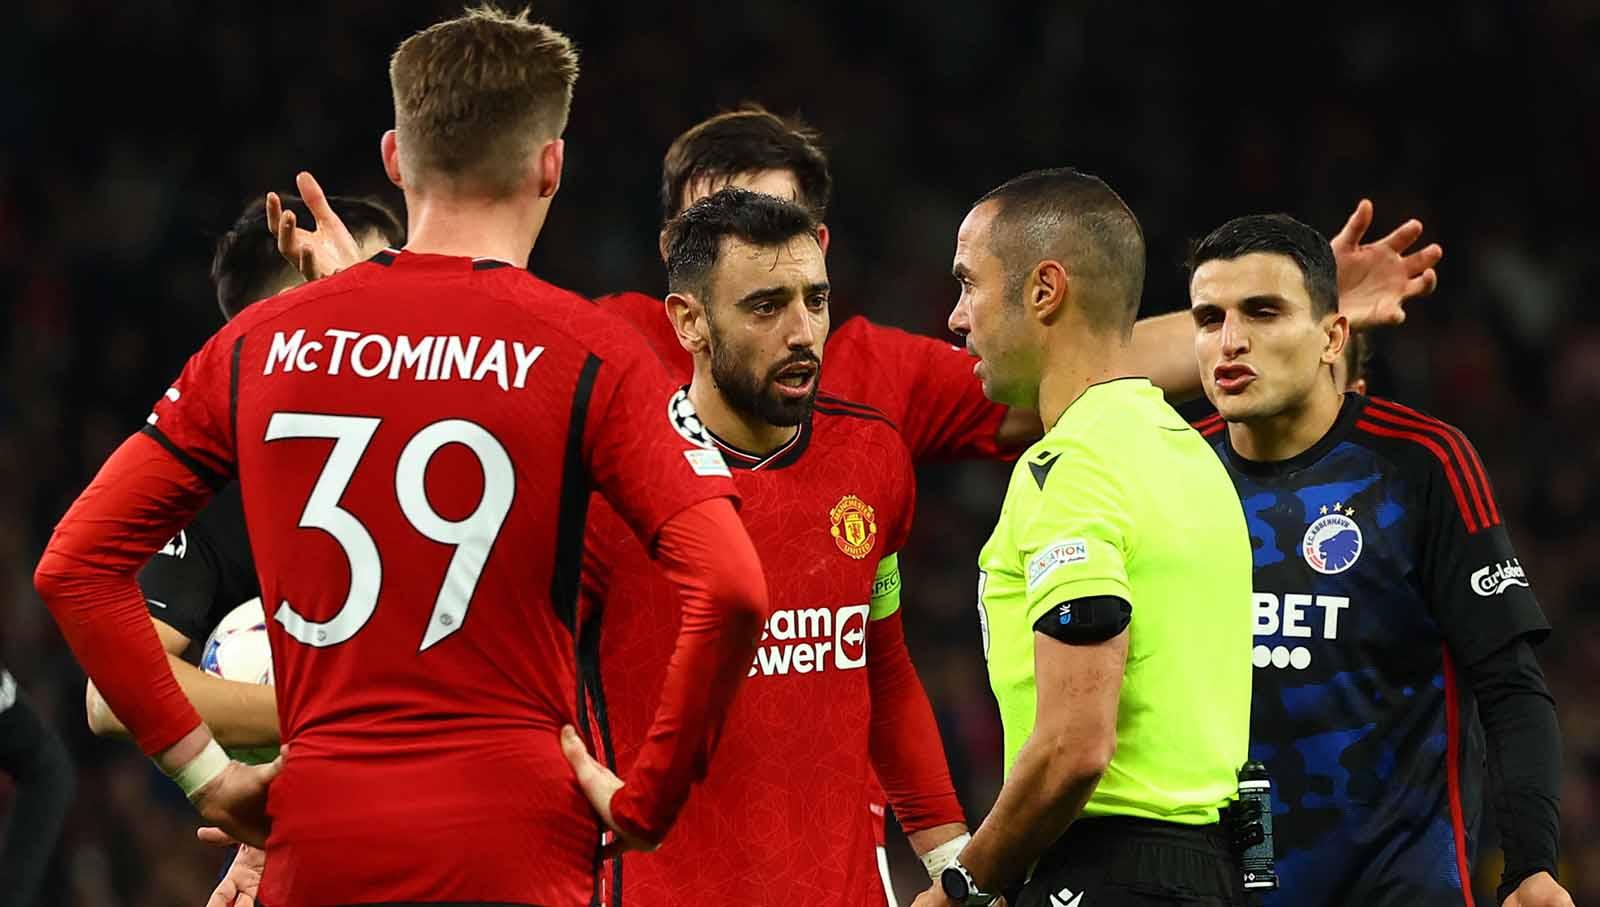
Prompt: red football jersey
<box><xmin>597</xmin><ymin>292</ymin><xmax>1007</xmax><ymax>462</ymax></box>
<box><xmin>581</xmin><ymin>394</ymin><xmax>916</xmax><ymax>905</ymax></box>
<box><xmin>145</xmin><ymin>252</ymin><xmax>738</xmax><ymax>907</ymax></box>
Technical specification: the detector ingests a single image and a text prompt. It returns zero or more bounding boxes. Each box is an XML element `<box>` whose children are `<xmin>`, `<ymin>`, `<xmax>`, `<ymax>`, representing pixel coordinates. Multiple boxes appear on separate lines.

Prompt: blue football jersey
<box><xmin>1196</xmin><ymin>394</ymin><xmax>1548</xmax><ymax>907</ymax></box>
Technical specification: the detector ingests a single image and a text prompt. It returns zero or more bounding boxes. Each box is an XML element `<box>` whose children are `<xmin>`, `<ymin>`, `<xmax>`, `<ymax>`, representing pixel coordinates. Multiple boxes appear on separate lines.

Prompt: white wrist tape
<box><xmin>919</xmin><ymin>832</ymin><xmax>972</xmax><ymax>881</ymax></box>
<box><xmin>167</xmin><ymin>739</ymin><xmax>230</xmax><ymax>801</ymax></box>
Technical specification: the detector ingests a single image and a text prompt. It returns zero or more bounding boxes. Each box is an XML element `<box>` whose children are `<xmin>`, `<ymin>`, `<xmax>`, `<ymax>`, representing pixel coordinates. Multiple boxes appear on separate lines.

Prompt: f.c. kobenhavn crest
<box><xmin>829</xmin><ymin>495</ymin><xmax>877</xmax><ymax>559</ymax></box>
<box><xmin>1302</xmin><ymin>503</ymin><xmax>1362</xmax><ymax>575</ymax></box>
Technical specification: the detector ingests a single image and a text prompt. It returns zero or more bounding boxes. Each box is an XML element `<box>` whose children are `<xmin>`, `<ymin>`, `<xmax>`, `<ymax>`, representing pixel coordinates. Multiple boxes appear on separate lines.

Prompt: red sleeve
<box><xmin>865</xmin><ymin>442</ymin><xmax>963</xmax><ymax>832</ymax></box>
<box><xmin>607</xmin><ymin>498</ymin><xmax>768</xmax><ymax>842</ymax></box>
<box><xmin>143</xmin><ymin>327</ymin><xmax>240</xmax><ymax>483</ymax></box>
<box><xmin>33</xmin><ymin>433</ymin><xmax>212</xmax><ymax>755</ymax></box>
<box><xmin>867</xmin><ymin>610</ymin><xmax>965</xmax><ymax>833</ymax></box>
<box><xmin>824</xmin><ymin>318</ymin><xmax>1007</xmax><ymax>463</ymax></box>
<box><xmin>585</xmin><ymin>340</ymin><xmax>739</xmax><ymax>544</ymax></box>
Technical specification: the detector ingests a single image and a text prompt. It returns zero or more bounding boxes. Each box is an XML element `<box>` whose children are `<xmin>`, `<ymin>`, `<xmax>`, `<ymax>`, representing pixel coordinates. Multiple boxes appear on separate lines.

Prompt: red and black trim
<box><xmin>139</xmin><ymin>425</ymin><xmax>229</xmax><ymax>491</ymax></box>
<box><xmin>1192</xmin><ymin>412</ymin><xmax>1226</xmax><ymax>438</ymax></box>
<box><xmin>576</xmin><ymin>604</ymin><xmax>622</xmax><ymax>907</ymax></box>
<box><xmin>815</xmin><ymin>392</ymin><xmax>898</xmax><ymax>431</ymax></box>
<box><xmin>550</xmin><ymin>355</ymin><xmax>601</xmax><ymax>632</ymax></box>
<box><xmin>1356</xmin><ymin>397</ymin><xmax>1500</xmax><ymax>535</ymax></box>
<box><xmin>552</xmin><ymin>355</ymin><xmax>606</xmax><ymax>901</ymax></box>
<box><xmin>228</xmin><ymin>335</ymin><xmax>243</xmax><ymax>450</ymax></box>
<box><xmin>369</xmin><ymin>248</ymin><xmax>399</xmax><ymax>266</ymax></box>
<box><xmin>1440</xmin><ymin>645</ymin><xmax>1477</xmax><ymax>907</ymax></box>
<box><xmin>707</xmin><ymin>418</ymin><xmax>812</xmax><ymax>471</ymax></box>
<box><xmin>471</xmin><ymin>258</ymin><xmax>514</xmax><ymax>271</ymax></box>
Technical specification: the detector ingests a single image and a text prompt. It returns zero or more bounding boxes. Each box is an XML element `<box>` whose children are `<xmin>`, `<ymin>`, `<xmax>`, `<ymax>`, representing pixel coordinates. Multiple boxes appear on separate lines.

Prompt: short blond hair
<box><xmin>389</xmin><ymin>5</ymin><xmax>580</xmax><ymax>197</ymax></box>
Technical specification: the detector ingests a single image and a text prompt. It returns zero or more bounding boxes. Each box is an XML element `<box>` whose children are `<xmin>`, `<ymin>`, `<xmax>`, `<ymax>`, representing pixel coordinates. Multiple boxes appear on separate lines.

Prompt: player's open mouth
<box><xmin>772</xmin><ymin>362</ymin><xmax>817</xmax><ymax>398</ymax></box>
<box><xmin>1213</xmin><ymin>363</ymin><xmax>1256</xmax><ymax>393</ymax></box>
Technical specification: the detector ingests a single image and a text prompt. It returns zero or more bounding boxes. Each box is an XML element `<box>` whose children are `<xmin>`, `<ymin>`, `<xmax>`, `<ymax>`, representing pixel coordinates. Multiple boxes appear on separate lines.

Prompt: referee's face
<box><xmin>950</xmin><ymin>202</ymin><xmax>1035</xmax><ymax>408</ymax></box>
<box><xmin>1190</xmin><ymin>252</ymin><xmax>1337</xmax><ymax>423</ymax></box>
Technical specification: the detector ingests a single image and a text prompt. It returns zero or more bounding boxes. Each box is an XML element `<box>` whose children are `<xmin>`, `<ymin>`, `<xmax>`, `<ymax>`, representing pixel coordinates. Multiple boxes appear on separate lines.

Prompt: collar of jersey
<box><xmin>705</xmin><ymin>418</ymin><xmax>813</xmax><ymax>471</ymax></box>
<box><xmin>1047</xmin><ymin>376</ymin><xmax>1156</xmax><ymax>433</ymax></box>
<box><xmin>369</xmin><ymin>248</ymin><xmax>517</xmax><ymax>270</ymax></box>
<box><xmin>1223</xmin><ymin>392</ymin><xmax>1367</xmax><ymax>478</ymax></box>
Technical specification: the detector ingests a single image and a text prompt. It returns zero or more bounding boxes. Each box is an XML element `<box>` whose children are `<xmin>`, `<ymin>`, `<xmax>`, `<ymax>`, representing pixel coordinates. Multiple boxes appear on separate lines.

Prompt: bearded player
<box><xmin>561</xmin><ymin>188</ymin><xmax>967</xmax><ymax>906</ymax></box>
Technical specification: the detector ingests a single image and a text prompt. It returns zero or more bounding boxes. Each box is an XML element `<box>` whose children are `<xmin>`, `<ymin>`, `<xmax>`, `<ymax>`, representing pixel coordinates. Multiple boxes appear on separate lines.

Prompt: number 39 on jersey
<box><xmin>265</xmin><ymin>412</ymin><xmax>514</xmax><ymax>651</ymax></box>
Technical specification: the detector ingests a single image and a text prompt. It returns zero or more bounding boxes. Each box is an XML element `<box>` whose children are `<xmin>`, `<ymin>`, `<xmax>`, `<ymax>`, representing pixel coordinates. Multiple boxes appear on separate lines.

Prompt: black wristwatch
<box><xmin>940</xmin><ymin>859</ymin><xmax>999</xmax><ymax>906</ymax></box>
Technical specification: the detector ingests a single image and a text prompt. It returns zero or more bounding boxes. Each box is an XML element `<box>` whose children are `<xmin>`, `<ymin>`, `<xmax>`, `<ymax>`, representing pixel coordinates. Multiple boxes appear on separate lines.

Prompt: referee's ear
<box><xmin>1029</xmin><ymin>260</ymin><xmax>1069</xmax><ymax>323</ymax></box>
<box><xmin>666</xmin><ymin>291</ymin><xmax>711</xmax><ymax>356</ymax></box>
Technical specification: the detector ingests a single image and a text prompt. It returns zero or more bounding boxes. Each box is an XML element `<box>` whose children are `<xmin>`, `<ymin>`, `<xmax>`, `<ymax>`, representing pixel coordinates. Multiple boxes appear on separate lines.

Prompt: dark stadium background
<box><xmin>2</xmin><ymin>2</ymin><xmax>1596</xmax><ymax>903</ymax></box>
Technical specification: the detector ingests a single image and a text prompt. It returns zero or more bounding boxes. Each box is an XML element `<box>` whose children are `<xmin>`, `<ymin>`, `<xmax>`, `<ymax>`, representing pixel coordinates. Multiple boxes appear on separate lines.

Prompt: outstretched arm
<box><xmin>1129</xmin><ymin>199</ymin><xmax>1444</xmax><ymax>402</ymax></box>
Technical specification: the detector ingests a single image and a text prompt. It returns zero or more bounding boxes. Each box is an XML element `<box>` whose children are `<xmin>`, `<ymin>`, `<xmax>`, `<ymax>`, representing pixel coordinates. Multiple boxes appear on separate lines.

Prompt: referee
<box><xmin>916</xmin><ymin>168</ymin><xmax>1254</xmax><ymax>907</ymax></box>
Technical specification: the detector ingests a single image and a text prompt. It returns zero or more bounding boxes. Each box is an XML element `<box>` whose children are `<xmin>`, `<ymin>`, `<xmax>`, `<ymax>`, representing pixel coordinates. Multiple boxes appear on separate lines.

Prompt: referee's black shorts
<box><xmin>1014</xmin><ymin>816</ymin><xmax>1246</xmax><ymax>907</ymax></box>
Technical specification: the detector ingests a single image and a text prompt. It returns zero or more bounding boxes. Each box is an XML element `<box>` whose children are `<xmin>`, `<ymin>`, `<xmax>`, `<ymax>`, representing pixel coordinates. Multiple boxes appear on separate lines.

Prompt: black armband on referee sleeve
<box><xmin>1032</xmin><ymin>595</ymin><xmax>1131</xmax><ymax>645</ymax></box>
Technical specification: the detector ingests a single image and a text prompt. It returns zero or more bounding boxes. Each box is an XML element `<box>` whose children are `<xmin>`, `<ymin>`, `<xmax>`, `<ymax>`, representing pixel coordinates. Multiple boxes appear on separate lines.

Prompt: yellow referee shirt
<box><xmin>977</xmin><ymin>378</ymin><xmax>1253</xmax><ymax>824</ymax></box>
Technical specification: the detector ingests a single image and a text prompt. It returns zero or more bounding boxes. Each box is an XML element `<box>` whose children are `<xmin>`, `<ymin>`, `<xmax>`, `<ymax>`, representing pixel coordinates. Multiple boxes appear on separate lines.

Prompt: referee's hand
<box><xmin>1503</xmin><ymin>871</ymin><xmax>1574</xmax><ymax>907</ymax></box>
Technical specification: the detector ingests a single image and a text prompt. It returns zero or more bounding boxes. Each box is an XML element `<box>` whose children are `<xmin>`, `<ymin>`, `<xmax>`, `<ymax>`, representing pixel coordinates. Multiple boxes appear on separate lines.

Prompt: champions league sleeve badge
<box><xmin>1302</xmin><ymin>503</ymin><xmax>1362</xmax><ymax>574</ymax></box>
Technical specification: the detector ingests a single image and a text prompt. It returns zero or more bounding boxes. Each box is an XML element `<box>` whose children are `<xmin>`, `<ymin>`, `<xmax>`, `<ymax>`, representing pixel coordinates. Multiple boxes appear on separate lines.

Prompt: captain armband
<box><xmin>869</xmin><ymin>552</ymin><xmax>902</xmax><ymax>620</ymax></box>
<box><xmin>1032</xmin><ymin>595</ymin><xmax>1131</xmax><ymax>644</ymax></box>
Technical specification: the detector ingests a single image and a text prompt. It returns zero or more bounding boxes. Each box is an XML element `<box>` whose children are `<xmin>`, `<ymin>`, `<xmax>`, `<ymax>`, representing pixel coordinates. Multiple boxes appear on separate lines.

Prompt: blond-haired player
<box><xmin>35</xmin><ymin>8</ymin><xmax>769</xmax><ymax>906</ymax></box>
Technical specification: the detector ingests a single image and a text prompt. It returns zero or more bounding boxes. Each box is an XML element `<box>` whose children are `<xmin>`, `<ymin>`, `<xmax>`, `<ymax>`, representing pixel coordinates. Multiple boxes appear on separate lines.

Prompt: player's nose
<box><xmin>782</xmin><ymin>300</ymin><xmax>818</xmax><ymax>350</ymax></box>
<box><xmin>1220</xmin><ymin>311</ymin><xmax>1249</xmax><ymax>357</ymax></box>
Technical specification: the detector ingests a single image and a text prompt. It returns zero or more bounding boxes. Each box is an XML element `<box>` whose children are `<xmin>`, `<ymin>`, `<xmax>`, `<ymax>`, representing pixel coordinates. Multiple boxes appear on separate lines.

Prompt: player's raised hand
<box><xmin>1330</xmin><ymin>198</ymin><xmax>1443</xmax><ymax>330</ymax></box>
<box><xmin>1503</xmin><ymin>871</ymin><xmax>1575</xmax><ymax>907</ymax></box>
<box><xmin>560</xmin><ymin>724</ymin><xmax>657</xmax><ymax>859</ymax></box>
<box><xmin>909</xmin><ymin>885</ymin><xmax>956</xmax><ymax>907</ymax></box>
<box><xmin>203</xmin><ymin>843</ymin><xmax>265</xmax><ymax>907</ymax></box>
<box><xmin>190</xmin><ymin>753</ymin><xmax>282</xmax><ymax>848</ymax></box>
<box><xmin>266</xmin><ymin>171</ymin><xmax>365</xmax><ymax>282</ymax></box>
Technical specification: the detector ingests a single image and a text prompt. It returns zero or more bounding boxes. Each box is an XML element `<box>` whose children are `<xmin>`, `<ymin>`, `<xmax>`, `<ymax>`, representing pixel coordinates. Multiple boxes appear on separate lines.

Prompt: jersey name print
<box><xmin>143</xmin><ymin>251</ymin><xmax>737</xmax><ymax>907</ymax></box>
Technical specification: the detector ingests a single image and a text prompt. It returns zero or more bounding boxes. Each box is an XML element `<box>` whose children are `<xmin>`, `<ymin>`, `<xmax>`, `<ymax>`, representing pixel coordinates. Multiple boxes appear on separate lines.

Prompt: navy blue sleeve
<box><xmin>136</xmin><ymin>482</ymin><xmax>258</xmax><ymax>644</ymax></box>
<box><xmin>1417</xmin><ymin>434</ymin><xmax>1549</xmax><ymax>666</ymax></box>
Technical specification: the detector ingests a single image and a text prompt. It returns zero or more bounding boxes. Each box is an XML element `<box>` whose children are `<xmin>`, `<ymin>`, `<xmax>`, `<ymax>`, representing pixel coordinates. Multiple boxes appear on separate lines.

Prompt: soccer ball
<box><xmin>199</xmin><ymin>598</ymin><xmax>278</xmax><ymax>764</ymax></box>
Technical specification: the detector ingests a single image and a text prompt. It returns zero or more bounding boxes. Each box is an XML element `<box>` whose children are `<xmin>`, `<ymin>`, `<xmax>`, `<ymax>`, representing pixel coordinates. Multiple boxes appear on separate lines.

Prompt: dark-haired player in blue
<box><xmin>1188</xmin><ymin>215</ymin><xmax>1571</xmax><ymax>907</ymax></box>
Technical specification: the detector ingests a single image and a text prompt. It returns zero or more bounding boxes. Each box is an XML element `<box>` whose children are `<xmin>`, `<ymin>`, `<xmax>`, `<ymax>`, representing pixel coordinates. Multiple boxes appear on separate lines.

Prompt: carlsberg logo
<box><xmin>1471</xmin><ymin>558</ymin><xmax>1528</xmax><ymax>596</ymax></box>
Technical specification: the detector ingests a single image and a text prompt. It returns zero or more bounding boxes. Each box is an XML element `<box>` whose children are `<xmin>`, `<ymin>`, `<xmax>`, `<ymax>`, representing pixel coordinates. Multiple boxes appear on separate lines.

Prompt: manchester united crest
<box><xmin>829</xmin><ymin>495</ymin><xmax>877</xmax><ymax>559</ymax></box>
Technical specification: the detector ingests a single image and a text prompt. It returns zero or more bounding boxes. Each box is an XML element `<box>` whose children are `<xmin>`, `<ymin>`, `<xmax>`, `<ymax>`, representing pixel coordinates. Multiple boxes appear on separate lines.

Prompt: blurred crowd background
<box><xmin>2</xmin><ymin>1</ymin><xmax>1597</xmax><ymax>903</ymax></box>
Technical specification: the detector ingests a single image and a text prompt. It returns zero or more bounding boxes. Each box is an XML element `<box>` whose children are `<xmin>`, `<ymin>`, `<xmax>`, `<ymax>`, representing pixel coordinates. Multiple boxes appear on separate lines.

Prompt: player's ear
<box><xmin>1321</xmin><ymin>312</ymin><xmax>1350</xmax><ymax>366</ymax></box>
<box><xmin>665</xmin><ymin>291</ymin><xmax>710</xmax><ymax>355</ymax></box>
<box><xmin>538</xmin><ymin>139</ymin><xmax>564</xmax><ymax>199</ymax></box>
<box><xmin>381</xmin><ymin>130</ymin><xmax>404</xmax><ymax>189</ymax></box>
<box><xmin>816</xmin><ymin>223</ymin><xmax>831</xmax><ymax>257</ymax></box>
<box><xmin>1030</xmin><ymin>260</ymin><xmax>1068</xmax><ymax>324</ymax></box>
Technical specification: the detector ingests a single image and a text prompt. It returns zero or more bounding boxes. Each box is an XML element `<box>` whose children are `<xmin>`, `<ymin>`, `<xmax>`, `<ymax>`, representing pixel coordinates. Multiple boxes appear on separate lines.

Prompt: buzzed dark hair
<box><xmin>975</xmin><ymin>167</ymin><xmax>1146</xmax><ymax>338</ymax></box>
<box><xmin>210</xmin><ymin>194</ymin><xmax>404</xmax><ymax>320</ymax></box>
<box><xmin>663</xmin><ymin>188</ymin><xmax>820</xmax><ymax>298</ymax></box>
<box><xmin>661</xmin><ymin>103</ymin><xmax>832</xmax><ymax>222</ymax></box>
<box><xmin>1188</xmin><ymin>214</ymin><xmax>1339</xmax><ymax>318</ymax></box>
